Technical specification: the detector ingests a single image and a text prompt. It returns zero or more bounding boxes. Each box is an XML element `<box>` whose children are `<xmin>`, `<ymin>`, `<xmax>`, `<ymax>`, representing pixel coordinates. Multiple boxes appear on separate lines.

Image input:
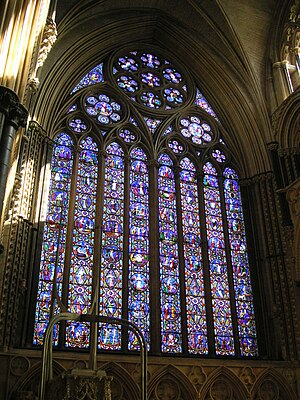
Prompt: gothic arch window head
<box><xmin>33</xmin><ymin>47</ymin><xmax>258</xmax><ymax>357</ymax></box>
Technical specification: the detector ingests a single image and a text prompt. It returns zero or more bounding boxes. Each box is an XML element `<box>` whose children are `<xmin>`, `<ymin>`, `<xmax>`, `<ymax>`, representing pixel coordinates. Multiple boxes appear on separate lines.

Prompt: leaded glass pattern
<box><xmin>195</xmin><ymin>89</ymin><xmax>218</xmax><ymax>119</ymax></box>
<box><xmin>113</xmin><ymin>50</ymin><xmax>188</xmax><ymax>111</ymax></box>
<box><xmin>34</xmin><ymin>133</ymin><xmax>74</xmax><ymax>345</ymax></box>
<box><xmin>223</xmin><ymin>167</ymin><xmax>258</xmax><ymax>356</ymax></box>
<box><xmin>34</xmin><ymin>47</ymin><xmax>258</xmax><ymax>358</ymax></box>
<box><xmin>158</xmin><ymin>154</ymin><xmax>182</xmax><ymax>353</ymax></box>
<box><xmin>179</xmin><ymin>158</ymin><xmax>208</xmax><ymax>354</ymax></box>
<box><xmin>128</xmin><ymin>148</ymin><xmax>150</xmax><ymax>350</ymax></box>
<box><xmin>71</xmin><ymin>63</ymin><xmax>104</xmax><ymax>94</ymax></box>
<box><xmin>99</xmin><ymin>142</ymin><xmax>124</xmax><ymax>350</ymax></box>
<box><xmin>203</xmin><ymin>162</ymin><xmax>234</xmax><ymax>356</ymax></box>
<box><xmin>66</xmin><ymin>137</ymin><xmax>98</xmax><ymax>348</ymax></box>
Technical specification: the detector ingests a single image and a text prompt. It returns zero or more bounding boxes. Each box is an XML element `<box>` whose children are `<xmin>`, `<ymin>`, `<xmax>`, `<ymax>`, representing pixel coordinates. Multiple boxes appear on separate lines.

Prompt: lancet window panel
<box><xmin>32</xmin><ymin>47</ymin><xmax>258</xmax><ymax>357</ymax></box>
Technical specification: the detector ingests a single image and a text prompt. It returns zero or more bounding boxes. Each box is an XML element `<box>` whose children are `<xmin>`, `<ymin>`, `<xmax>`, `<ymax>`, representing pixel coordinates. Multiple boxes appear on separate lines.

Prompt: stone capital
<box><xmin>0</xmin><ymin>86</ymin><xmax>28</xmax><ymax>129</ymax></box>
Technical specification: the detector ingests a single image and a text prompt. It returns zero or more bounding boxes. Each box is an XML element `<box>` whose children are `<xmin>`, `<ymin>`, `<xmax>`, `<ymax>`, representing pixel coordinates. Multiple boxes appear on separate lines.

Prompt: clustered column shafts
<box><xmin>0</xmin><ymin>86</ymin><xmax>28</xmax><ymax>253</ymax></box>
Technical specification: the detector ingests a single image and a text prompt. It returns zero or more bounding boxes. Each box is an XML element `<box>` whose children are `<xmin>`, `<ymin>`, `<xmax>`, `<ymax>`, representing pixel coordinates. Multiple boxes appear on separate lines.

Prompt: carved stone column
<box><xmin>286</xmin><ymin>177</ymin><xmax>300</xmax><ymax>283</ymax></box>
<box><xmin>0</xmin><ymin>86</ymin><xmax>28</xmax><ymax>253</ymax></box>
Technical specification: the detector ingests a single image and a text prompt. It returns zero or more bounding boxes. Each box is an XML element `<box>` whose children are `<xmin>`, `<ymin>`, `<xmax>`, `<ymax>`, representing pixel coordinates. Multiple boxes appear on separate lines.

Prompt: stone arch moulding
<box><xmin>147</xmin><ymin>364</ymin><xmax>198</xmax><ymax>400</ymax></box>
<box><xmin>272</xmin><ymin>91</ymin><xmax>300</xmax><ymax>148</ymax></box>
<box><xmin>101</xmin><ymin>361</ymin><xmax>140</xmax><ymax>400</ymax></box>
<box><xmin>199</xmin><ymin>366</ymin><xmax>249</xmax><ymax>400</ymax></box>
<box><xmin>251</xmin><ymin>368</ymin><xmax>297</xmax><ymax>400</ymax></box>
<box><xmin>32</xmin><ymin>7</ymin><xmax>271</xmax><ymax>177</ymax></box>
<box><xmin>9</xmin><ymin>359</ymin><xmax>66</xmax><ymax>399</ymax></box>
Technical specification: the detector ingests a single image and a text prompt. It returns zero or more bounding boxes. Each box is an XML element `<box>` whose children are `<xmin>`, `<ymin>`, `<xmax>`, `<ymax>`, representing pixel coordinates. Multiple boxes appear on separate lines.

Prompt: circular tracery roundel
<box><xmin>112</xmin><ymin>50</ymin><xmax>189</xmax><ymax>112</ymax></box>
<box><xmin>178</xmin><ymin>114</ymin><xmax>217</xmax><ymax>146</ymax></box>
<box><xmin>84</xmin><ymin>93</ymin><xmax>123</xmax><ymax>125</ymax></box>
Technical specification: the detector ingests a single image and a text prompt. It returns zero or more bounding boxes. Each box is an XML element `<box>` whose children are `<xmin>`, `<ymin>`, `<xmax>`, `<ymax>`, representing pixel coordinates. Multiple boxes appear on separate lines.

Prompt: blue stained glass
<box><xmin>71</xmin><ymin>63</ymin><xmax>104</xmax><ymax>94</ymax></box>
<box><xmin>67</xmin><ymin>104</ymin><xmax>77</xmax><ymax>114</ymax></box>
<box><xmin>168</xmin><ymin>139</ymin><xmax>184</xmax><ymax>154</ymax></box>
<box><xmin>194</xmin><ymin>88</ymin><xmax>218</xmax><ymax>120</ymax></box>
<box><xmin>140</xmin><ymin>91</ymin><xmax>162</xmax><ymax>109</ymax></box>
<box><xmin>180</xmin><ymin>115</ymin><xmax>213</xmax><ymax>145</ymax></box>
<box><xmin>85</xmin><ymin>94</ymin><xmax>122</xmax><ymax>125</ymax></box>
<box><xmin>66</xmin><ymin>137</ymin><xmax>98</xmax><ymax>348</ymax></box>
<box><xmin>180</xmin><ymin>157</ymin><xmax>208</xmax><ymax>354</ymax></box>
<box><xmin>117</xmin><ymin>75</ymin><xmax>139</xmax><ymax>93</ymax></box>
<box><xmin>163</xmin><ymin>88</ymin><xmax>184</xmax><ymax>105</ymax></box>
<box><xmin>141</xmin><ymin>72</ymin><xmax>161</xmax><ymax>87</ymax></box>
<box><xmin>128</xmin><ymin>148</ymin><xmax>150</xmax><ymax>350</ymax></box>
<box><xmin>223</xmin><ymin>167</ymin><xmax>258</xmax><ymax>356</ymax></box>
<box><xmin>203</xmin><ymin>162</ymin><xmax>235</xmax><ymax>356</ymax></box>
<box><xmin>158</xmin><ymin>154</ymin><xmax>182</xmax><ymax>353</ymax></box>
<box><xmin>36</xmin><ymin>48</ymin><xmax>258</xmax><ymax>358</ymax></box>
<box><xmin>140</xmin><ymin>53</ymin><xmax>161</xmax><ymax>68</ymax></box>
<box><xmin>163</xmin><ymin>67</ymin><xmax>182</xmax><ymax>84</ymax></box>
<box><xmin>119</xmin><ymin>128</ymin><xmax>137</xmax><ymax>143</ymax></box>
<box><xmin>68</xmin><ymin>118</ymin><xmax>87</xmax><ymax>133</ymax></box>
<box><xmin>212</xmin><ymin>149</ymin><xmax>226</xmax><ymax>163</ymax></box>
<box><xmin>144</xmin><ymin>117</ymin><xmax>162</xmax><ymax>134</ymax></box>
<box><xmin>99</xmin><ymin>142</ymin><xmax>124</xmax><ymax>350</ymax></box>
<box><xmin>34</xmin><ymin>133</ymin><xmax>74</xmax><ymax>345</ymax></box>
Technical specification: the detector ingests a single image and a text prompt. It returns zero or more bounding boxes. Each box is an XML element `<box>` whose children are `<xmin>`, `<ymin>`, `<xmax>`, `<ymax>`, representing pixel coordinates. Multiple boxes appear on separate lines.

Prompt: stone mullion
<box><xmin>174</xmin><ymin>166</ymin><xmax>188</xmax><ymax>354</ymax></box>
<box><xmin>122</xmin><ymin>153</ymin><xmax>130</xmax><ymax>351</ymax></box>
<box><xmin>89</xmin><ymin>149</ymin><xmax>106</xmax><ymax>369</ymax></box>
<box><xmin>197</xmin><ymin>170</ymin><xmax>215</xmax><ymax>356</ymax></box>
<box><xmin>148</xmin><ymin>158</ymin><xmax>160</xmax><ymax>354</ymax></box>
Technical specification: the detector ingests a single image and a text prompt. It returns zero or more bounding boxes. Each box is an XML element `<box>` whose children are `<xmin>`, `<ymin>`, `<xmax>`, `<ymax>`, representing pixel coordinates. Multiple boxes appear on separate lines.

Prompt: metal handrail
<box><xmin>39</xmin><ymin>313</ymin><xmax>147</xmax><ymax>400</ymax></box>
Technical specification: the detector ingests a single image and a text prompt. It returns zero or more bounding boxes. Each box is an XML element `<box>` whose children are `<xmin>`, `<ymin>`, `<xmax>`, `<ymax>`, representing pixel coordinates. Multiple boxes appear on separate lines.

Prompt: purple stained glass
<box><xmin>163</xmin><ymin>67</ymin><xmax>182</xmax><ymax>84</ymax></box>
<box><xmin>34</xmin><ymin>133</ymin><xmax>74</xmax><ymax>345</ymax></box>
<box><xmin>168</xmin><ymin>139</ymin><xmax>184</xmax><ymax>154</ymax></box>
<box><xmin>158</xmin><ymin>154</ymin><xmax>182</xmax><ymax>353</ymax></box>
<box><xmin>68</xmin><ymin>118</ymin><xmax>87</xmax><ymax>133</ymax></box>
<box><xmin>99</xmin><ymin>142</ymin><xmax>124</xmax><ymax>350</ymax></box>
<box><xmin>163</xmin><ymin>88</ymin><xmax>183</xmax><ymax>105</ymax></box>
<box><xmin>117</xmin><ymin>75</ymin><xmax>139</xmax><ymax>93</ymax></box>
<box><xmin>66</xmin><ymin>137</ymin><xmax>98</xmax><ymax>348</ymax></box>
<box><xmin>180</xmin><ymin>158</ymin><xmax>208</xmax><ymax>354</ymax></box>
<box><xmin>118</xmin><ymin>56</ymin><xmax>139</xmax><ymax>71</ymax></box>
<box><xmin>113</xmin><ymin>50</ymin><xmax>188</xmax><ymax>110</ymax></box>
<box><xmin>203</xmin><ymin>162</ymin><xmax>235</xmax><ymax>356</ymax></box>
<box><xmin>194</xmin><ymin>88</ymin><xmax>218</xmax><ymax>120</ymax></box>
<box><xmin>144</xmin><ymin>117</ymin><xmax>162</xmax><ymax>134</ymax></box>
<box><xmin>212</xmin><ymin>149</ymin><xmax>226</xmax><ymax>163</ymax></box>
<box><xmin>128</xmin><ymin>148</ymin><xmax>150</xmax><ymax>350</ymax></box>
<box><xmin>180</xmin><ymin>116</ymin><xmax>213</xmax><ymax>145</ymax></box>
<box><xmin>140</xmin><ymin>53</ymin><xmax>160</xmax><ymax>68</ymax></box>
<box><xmin>163</xmin><ymin>125</ymin><xmax>173</xmax><ymax>136</ymax></box>
<box><xmin>140</xmin><ymin>91</ymin><xmax>162</xmax><ymax>109</ymax></box>
<box><xmin>119</xmin><ymin>128</ymin><xmax>137</xmax><ymax>143</ymax></box>
<box><xmin>223</xmin><ymin>167</ymin><xmax>258</xmax><ymax>356</ymax></box>
<box><xmin>71</xmin><ymin>63</ymin><xmax>104</xmax><ymax>94</ymax></box>
<box><xmin>67</xmin><ymin>104</ymin><xmax>77</xmax><ymax>114</ymax></box>
<box><xmin>85</xmin><ymin>94</ymin><xmax>122</xmax><ymax>125</ymax></box>
<box><xmin>141</xmin><ymin>72</ymin><xmax>161</xmax><ymax>87</ymax></box>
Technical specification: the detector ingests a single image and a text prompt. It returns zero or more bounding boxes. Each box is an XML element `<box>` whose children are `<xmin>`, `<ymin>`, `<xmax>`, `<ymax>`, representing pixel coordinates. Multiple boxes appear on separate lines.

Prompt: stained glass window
<box><xmin>34</xmin><ymin>133</ymin><xmax>74</xmax><ymax>345</ymax></box>
<box><xmin>128</xmin><ymin>148</ymin><xmax>150</xmax><ymax>350</ymax></box>
<box><xmin>34</xmin><ymin>48</ymin><xmax>258</xmax><ymax>358</ymax></box>
<box><xmin>203</xmin><ymin>162</ymin><xmax>234</xmax><ymax>356</ymax></box>
<box><xmin>99</xmin><ymin>142</ymin><xmax>124</xmax><ymax>350</ymax></box>
<box><xmin>158</xmin><ymin>154</ymin><xmax>182</xmax><ymax>353</ymax></box>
